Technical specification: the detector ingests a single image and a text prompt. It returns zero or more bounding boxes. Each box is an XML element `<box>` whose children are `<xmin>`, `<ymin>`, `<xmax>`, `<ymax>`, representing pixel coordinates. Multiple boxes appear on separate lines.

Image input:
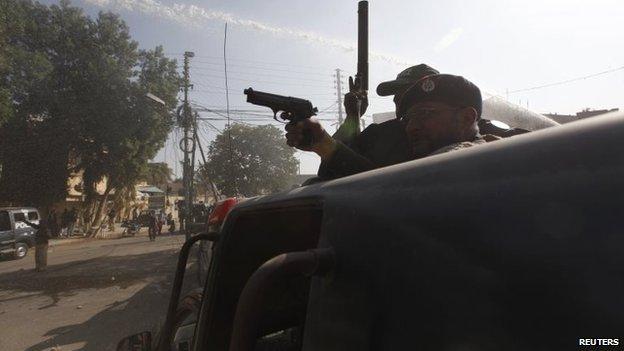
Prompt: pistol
<box><xmin>244</xmin><ymin>88</ymin><xmax>318</xmax><ymax>124</ymax></box>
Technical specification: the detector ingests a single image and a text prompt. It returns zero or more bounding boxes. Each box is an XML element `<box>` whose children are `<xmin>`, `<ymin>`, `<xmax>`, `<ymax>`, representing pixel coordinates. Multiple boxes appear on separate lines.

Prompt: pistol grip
<box><xmin>290</xmin><ymin>116</ymin><xmax>314</xmax><ymax>148</ymax></box>
<box><xmin>300</xmin><ymin>129</ymin><xmax>313</xmax><ymax>149</ymax></box>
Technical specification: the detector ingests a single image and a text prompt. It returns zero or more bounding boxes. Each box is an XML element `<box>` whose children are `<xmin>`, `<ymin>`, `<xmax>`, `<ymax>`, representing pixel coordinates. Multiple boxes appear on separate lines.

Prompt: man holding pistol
<box><xmin>285</xmin><ymin>73</ymin><xmax>488</xmax><ymax>177</ymax></box>
<box><xmin>315</xmin><ymin>64</ymin><xmax>439</xmax><ymax>180</ymax></box>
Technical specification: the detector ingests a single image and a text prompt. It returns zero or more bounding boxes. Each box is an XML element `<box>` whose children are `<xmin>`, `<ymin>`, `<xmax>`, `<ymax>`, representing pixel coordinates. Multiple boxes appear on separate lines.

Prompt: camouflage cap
<box><xmin>376</xmin><ymin>64</ymin><xmax>439</xmax><ymax>96</ymax></box>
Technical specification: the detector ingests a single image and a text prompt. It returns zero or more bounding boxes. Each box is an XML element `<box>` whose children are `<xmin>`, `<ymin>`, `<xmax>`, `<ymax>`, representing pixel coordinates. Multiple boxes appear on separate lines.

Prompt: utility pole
<box><xmin>181</xmin><ymin>51</ymin><xmax>194</xmax><ymax>240</ymax></box>
<box><xmin>335</xmin><ymin>68</ymin><xmax>344</xmax><ymax>124</ymax></box>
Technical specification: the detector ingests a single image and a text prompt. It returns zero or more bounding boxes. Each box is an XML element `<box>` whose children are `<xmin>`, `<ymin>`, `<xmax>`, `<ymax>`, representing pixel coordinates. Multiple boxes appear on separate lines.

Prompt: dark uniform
<box><xmin>148</xmin><ymin>213</ymin><xmax>157</xmax><ymax>241</ymax></box>
<box><xmin>312</xmin><ymin>65</ymin><xmax>531</xmax><ymax>183</ymax></box>
<box><xmin>167</xmin><ymin>213</ymin><xmax>175</xmax><ymax>233</ymax></box>
<box><xmin>313</xmin><ymin>64</ymin><xmax>439</xmax><ymax>182</ymax></box>
<box><xmin>24</xmin><ymin>219</ymin><xmax>50</xmax><ymax>271</ymax></box>
<box><xmin>318</xmin><ymin>119</ymin><xmax>411</xmax><ymax>180</ymax></box>
<box><xmin>315</xmin><ymin>73</ymin><xmax>497</xmax><ymax>181</ymax></box>
<box><xmin>317</xmin><ymin>121</ymin><xmax>493</xmax><ymax>180</ymax></box>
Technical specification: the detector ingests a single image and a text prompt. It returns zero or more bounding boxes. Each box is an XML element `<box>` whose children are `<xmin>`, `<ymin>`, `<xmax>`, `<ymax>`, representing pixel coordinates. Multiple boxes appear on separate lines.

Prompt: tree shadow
<box><xmin>0</xmin><ymin>247</ymin><xmax>202</xmax><ymax>351</ymax></box>
<box><xmin>0</xmin><ymin>248</ymin><xmax>176</xmax><ymax>307</ymax></box>
<box><xmin>0</xmin><ymin>255</ymin><xmax>16</xmax><ymax>262</ymax></box>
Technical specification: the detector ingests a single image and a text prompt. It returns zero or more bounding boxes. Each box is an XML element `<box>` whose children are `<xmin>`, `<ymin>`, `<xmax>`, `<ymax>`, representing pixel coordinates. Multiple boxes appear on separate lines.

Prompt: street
<box><xmin>0</xmin><ymin>233</ymin><xmax>201</xmax><ymax>351</ymax></box>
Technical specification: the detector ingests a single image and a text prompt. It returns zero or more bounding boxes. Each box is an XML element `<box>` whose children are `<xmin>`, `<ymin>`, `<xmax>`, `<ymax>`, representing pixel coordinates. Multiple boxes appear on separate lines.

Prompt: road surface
<box><xmin>0</xmin><ymin>233</ymin><xmax>202</xmax><ymax>351</ymax></box>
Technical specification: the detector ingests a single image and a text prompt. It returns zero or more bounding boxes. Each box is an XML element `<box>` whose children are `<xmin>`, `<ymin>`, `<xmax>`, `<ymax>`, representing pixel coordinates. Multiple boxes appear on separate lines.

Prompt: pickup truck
<box><xmin>118</xmin><ymin>110</ymin><xmax>624</xmax><ymax>350</ymax></box>
<box><xmin>0</xmin><ymin>207</ymin><xmax>39</xmax><ymax>259</ymax></box>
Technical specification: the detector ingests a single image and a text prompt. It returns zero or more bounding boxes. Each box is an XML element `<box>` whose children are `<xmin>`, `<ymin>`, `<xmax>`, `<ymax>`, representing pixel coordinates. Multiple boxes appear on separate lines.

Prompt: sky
<box><xmin>41</xmin><ymin>0</ymin><xmax>624</xmax><ymax>175</ymax></box>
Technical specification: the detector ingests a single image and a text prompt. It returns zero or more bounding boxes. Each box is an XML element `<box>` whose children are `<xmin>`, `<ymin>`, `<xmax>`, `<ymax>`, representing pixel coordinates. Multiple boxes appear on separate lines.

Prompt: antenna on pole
<box><xmin>335</xmin><ymin>68</ymin><xmax>344</xmax><ymax>125</ymax></box>
<box><xmin>224</xmin><ymin>22</ymin><xmax>237</xmax><ymax>196</ymax></box>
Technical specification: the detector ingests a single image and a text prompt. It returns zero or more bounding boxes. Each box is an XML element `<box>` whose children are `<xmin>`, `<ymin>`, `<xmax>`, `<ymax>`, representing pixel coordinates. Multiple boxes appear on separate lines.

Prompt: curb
<box><xmin>49</xmin><ymin>230</ymin><xmax>125</xmax><ymax>247</ymax></box>
<box><xmin>47</xmin><ymin>227</ymin><xmax>185</xmax><ymax>247</ymax></box>
<box><xmin>49</xmin><ymin>237</ymin><xmax>90</xmax><ymax>247</ymax></box>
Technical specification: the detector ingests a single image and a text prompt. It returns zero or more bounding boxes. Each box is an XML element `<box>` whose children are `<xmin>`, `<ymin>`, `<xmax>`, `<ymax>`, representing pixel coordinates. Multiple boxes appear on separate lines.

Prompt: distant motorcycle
<box><xmin>121</xmin><ymin>219</ymin><xmax>141</xmax><ymax>236</ymax></box>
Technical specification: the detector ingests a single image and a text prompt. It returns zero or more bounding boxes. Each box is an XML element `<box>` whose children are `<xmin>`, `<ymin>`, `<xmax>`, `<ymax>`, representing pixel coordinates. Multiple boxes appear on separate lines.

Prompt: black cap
<box><xmin>376</xmin><ymin>64</ymin><xmax>439</xmax><ymax>96</ymax></box>
<box><xmin>397</xmin><ymin>74</ymin><xmax>482</xmax><ymax>118</ymax></box>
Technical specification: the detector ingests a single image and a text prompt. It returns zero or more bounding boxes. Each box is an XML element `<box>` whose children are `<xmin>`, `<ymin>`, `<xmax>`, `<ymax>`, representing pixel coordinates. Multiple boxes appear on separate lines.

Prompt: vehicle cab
<box><xmin>118</xmin><ymin>111</ymin><xmax>624</xmax><ymax>350</ymax></box>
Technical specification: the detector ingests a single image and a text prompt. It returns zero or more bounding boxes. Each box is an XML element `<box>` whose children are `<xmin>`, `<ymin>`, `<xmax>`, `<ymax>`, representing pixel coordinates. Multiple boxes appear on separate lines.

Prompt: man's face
<box><xmin>402</xmin><ymin>101</ymin><xmax>464</xmax><ymax>158</ymax></box>
<box><xmin>392</xmin><ymin>87</ymin><xmax>408</xmax><ymax>111</ymax></box>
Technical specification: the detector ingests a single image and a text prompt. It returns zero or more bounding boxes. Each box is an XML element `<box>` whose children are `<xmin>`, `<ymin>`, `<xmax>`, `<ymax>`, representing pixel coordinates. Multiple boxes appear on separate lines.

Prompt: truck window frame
<box><xmin>0</xmin><ymin>211</ymin><xmax>11</xmax><ymax>231</ymax></box>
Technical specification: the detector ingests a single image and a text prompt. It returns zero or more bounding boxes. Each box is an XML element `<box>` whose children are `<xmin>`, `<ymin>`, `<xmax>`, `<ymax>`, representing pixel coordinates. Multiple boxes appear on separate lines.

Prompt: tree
<box><xmin>79</xmin><ymin>44</ymin><xmax>180</xmax><ymax>235</ymax></box>
<box><xmin>0</xmin><ymin>1</ymin><xmax>181</xmax><ymax>236</ymax></box>
<box><xmin>195</xmin><ymin>164</ymin><xmax>219</xmax><ymax>203</ymax></box>
<box><xmin>0</xmin><ymin>0</ymin><xmax>74</xmax><ymax>210</ymax></box>
<box><xmin>141</xmin><ymin>162</ymin><xmax>173</xmax><ymax>190</ymax></box>
<box><xmin>199</xmin><ymin>124</ymin><xmax>299</xmax><ymax>197</ymax></box>
<box><xmin>0</xmin><ymin>0</ymin><xmax>13</xmax><ymax>128</ymax></box>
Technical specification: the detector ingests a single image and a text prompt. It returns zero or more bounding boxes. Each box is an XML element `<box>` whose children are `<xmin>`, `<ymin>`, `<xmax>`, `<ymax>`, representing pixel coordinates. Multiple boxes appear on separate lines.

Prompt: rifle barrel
<box><xmin>357</xmin><ymin>1</ymin><xmax>369</xmax><ymax>91</ymax></box>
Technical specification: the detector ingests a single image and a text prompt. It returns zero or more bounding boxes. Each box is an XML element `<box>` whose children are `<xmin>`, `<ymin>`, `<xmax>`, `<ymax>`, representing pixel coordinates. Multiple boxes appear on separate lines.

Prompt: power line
<box><xmin>190</xmin><ymin>65</ymin><xmax>332</xmax><ymax>83</ymax></box>
<box><xmin>190</xmin><ymin>86</ymin><xmax>335</xmax><ymax>97</ymax></box>
<box><xmin>190</xmin><ymin>61</ymin><xmax>336</xmax><ymax>77</ymax></box>
<box><xmin>192</xmin><ymin>106</ymin><xmax>339</xmax><ymax>114</ymax></box>
<box><xmin>191</xmin><ymin>89</ymin><xmax>234</xmax><ymax>95</ymax></box>
<box><xmin>166</xmin><ymin>52</ymin><xmax>336</xmax><ymax>71</ymax></box>
<box><xmin>196</xmin><ymin>115</ymin><xmax>339</xmax><ymax>122</ymax></box>
<box><xmin>317</xmin><ymin>102</ymin><xmax>338</xmax><ymax>114</ymax></box>
<box><xmin>190</xmin><ymin>80</ymin><xmax>226</xmax><ymax>92</ymax></box>
<box><xmin>508</xmin><ymin>65</ymin><xmax>624</xmax><ymax>94</ymax></box>
<box><xmin>189</xmin><ymin>102</ymin><xmax>230</xmax><ymax>119</ymax></box>
<box><xmin>196</xmin><ymin>110</ymin><xmax>340</xmax><ymax>118</ymax></box>
<box><xmin>188</xmin><ymin>71</ymin><xmax>332</xmax><ymax>88</ymax></box>
<box><xmin>199</xmin><ymin>118</ymin><xmax>222</xmax><ymax>132</ymax></box>
<box><xmin>190</xmin><ymin>100</ymin><xmax>339</xmax><ymax>109</ymax></box>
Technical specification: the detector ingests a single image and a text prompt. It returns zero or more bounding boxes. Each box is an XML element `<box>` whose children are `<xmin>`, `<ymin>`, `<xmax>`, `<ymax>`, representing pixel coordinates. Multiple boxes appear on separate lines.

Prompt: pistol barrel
<box><xmin>244</xmin><ymin>88</ymin><xmax>318</xmax><ymax>121</ymax></box>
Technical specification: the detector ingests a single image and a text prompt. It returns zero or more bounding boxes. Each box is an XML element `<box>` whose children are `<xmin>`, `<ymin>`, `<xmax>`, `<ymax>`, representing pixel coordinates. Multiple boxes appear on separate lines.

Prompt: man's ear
<box><xmin>459</xmin><ymin>107</ymin><xmax>478</xmax><ymax>126</ymax></box>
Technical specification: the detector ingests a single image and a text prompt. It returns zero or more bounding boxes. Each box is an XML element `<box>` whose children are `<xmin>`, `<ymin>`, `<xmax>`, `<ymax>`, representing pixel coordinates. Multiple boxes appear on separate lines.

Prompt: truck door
<box><xmin>12</xmin><ymin>211</ymin><xmax>28</xmax><ymax>230</ymax></box>
<box><xmin>12</xmin><ymin>210</ymin><xmax>37</xmax><ymax>245</ymax></box>
<box><xmin>0</xmin><ymin>210</ymin><xmax>15</xmax><ymax>251</ymax></box>
<box><xmin>17</xmin><ymin>210</ymin><xmax>39</xmax><ymax>244</ymax></box>
<box><xmin>27</xmin><ymin>210</ymin><xmax>39</xmax><ymax>224</ymax></box>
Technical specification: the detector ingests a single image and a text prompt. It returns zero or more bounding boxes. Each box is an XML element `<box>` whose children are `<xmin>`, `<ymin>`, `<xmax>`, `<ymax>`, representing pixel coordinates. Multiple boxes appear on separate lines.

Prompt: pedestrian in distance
<box><xmin>47</xmin><ymin>208</ymin><xmax>59</xmax><ymax>238</ymax></box>
<box><xmin>107</xmin><ymin>207</ymin><xmax>116</xmax><ymax>232</ymax></box>
<box><xmin>60</xmin><ymin>208</ymin><xmax>70</xmax><ymax>238</ymax></box>
<box><xmin>67</xmin><ymin>207</ymin><xmax>77</xmax><ymax>237</ymax></box>
<box><xmin>148</xmin><ymin>211</ymin><xmax>157</xmax><ymax>241</ymax></box>
<box><xmin>177</xmin><ymin>202</ymin><xmax>186</xmax><ymax>232</ymax></box>
<box><xmin>23</xmin><ymin>218</ymin><xmax>50</xmax><ymax>272</ymax></box>
<box><xmin>167</xmin><ymin>212</ymin><xmax>175</xmax><ymax>233</ymax></box>
<box><xmin>156</xmin><ymin>211</ymin><xmax>164</xmax><ymax>236</ymax></box>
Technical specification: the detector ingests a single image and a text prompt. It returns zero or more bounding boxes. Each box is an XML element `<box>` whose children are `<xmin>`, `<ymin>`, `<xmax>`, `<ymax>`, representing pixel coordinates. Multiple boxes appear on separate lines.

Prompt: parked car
<box><xmin>117</xmin><ymin>111</ymin><xmax>624</xmax><ymax>351</ymax></box>
<box><xmin>0</xmin><ymin>207</ymin><xmax>39</xmax><ymax>259</ymax></box>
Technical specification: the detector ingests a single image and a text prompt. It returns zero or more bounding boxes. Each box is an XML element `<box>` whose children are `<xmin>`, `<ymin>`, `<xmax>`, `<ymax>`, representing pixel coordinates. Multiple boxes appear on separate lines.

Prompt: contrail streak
<box><xmin>82</xmin><ymin>0</ymin><xmax>411</xmax><ymax>66</ymax></box>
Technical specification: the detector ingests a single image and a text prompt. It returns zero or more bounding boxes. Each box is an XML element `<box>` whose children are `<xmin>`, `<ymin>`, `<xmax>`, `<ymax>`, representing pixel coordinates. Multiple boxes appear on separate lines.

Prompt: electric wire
<box><xmin>508</xmin><ymin>65</ymin><xmax>624</xmax><ymax>94</ymax></box>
